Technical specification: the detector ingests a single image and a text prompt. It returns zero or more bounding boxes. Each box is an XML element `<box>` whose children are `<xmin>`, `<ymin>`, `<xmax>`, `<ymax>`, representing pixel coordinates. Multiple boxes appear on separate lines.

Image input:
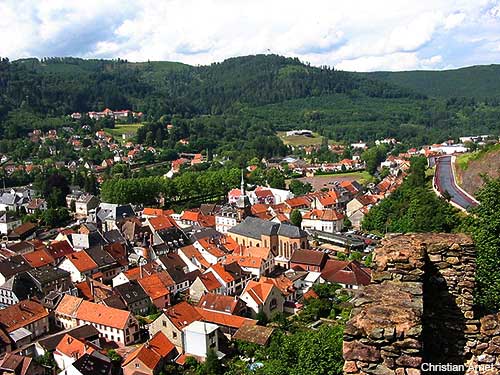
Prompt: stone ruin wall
<box><xmin>343</xmin><ymin>233</ymin><xmax>500</xmax><ymax>375</ymax></box>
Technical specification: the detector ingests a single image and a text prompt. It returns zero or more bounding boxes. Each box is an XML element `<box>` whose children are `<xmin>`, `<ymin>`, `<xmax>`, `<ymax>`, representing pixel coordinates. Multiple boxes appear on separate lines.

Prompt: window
<box><xmin>135</xmin><ymin>363</ymin><xmax>139</xmax><ymax>368</ymax></box>
<box><xmin>173</xmin><ymin>331</ymin><xmax>177</xmax><ymax>339</ymax></box>
<box><xmin>270</xmin><ymin>298</ymin><xmax>277</xmax><ymax>310</ymax></box>
<box><xmin>163</xmin><ymin>321</ymin><xmax>167</xmax><ymax>327</ymax></box>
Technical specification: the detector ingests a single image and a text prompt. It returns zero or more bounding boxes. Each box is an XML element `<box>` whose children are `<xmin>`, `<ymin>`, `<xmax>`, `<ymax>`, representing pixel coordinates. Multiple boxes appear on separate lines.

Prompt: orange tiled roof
<box><xmin>180</xmin><ymin>210</ymin><xmax>200</xmax><ymax>222</ymax></box>
<box><xmin>23</xmin><ymin>249</ymin><xmax>54</xmax><ymax>268</ymax></box>
<box><xmin>165</xmin><ymin>301</ymin><xmax>202</xmax><ymax>330</ymax></box>
<box><xmin>242</xmin><ymin>280</ymin><xmax>275</xmax><ymax>305</ymax></box>
<box><xmin>179</xmin><ymin>245</ymin><xmax>210</xmax><ymax>269</ymax></box>
<box><xmin>122</xmin><ymin>331</ymin><xmax>176</xmax><ymax>369</ymax></box>
<box><xmin>196</xmin><ymin>272</ymin><xmax>222</xmax><ymax>291</ymax></box>
<box><xmin>224</xmin><ymin>254</ymin><xmax>262</xmax><ymax>269</ymax></box>
<box><xmin>149</xmin><ymin>215</ymin><xmax>176</xmax><ymax>231</ymax></box>
<box><xmin>209</xmin><ymin>263</ymin><xmax>235</xmax><ymax>283</ymax></box>
<box><xmin>197</xmin><ymin>238</ymin><xmax>226</xmax><ymax>258</ymax></box>
<box><xmin>195</xmin><ymin>307</ymin><xmax>257</xmax><ymax>329</ymax></box>
<box><xmin>65</xmin><ymin>251</ymin><xmax>98</xmax><ymax>272</ymax></box>
<box><xmin>0</xmin><ymin>300</ymin><xmax>48</xmax><ymax>333</ymax></box>
<box><xmin>76</xmin><ymin>300</ymin><xmax>132</xmax><ymax>329</ymax></box>
<box><xmin>55</xmin><ymin>334</ymin><xmax>96</xmax><ymax>358</ymax></box>
<box><xmin>138</xmin><ymin>273</ymin><xmax>171</xmax><ymax>300</ymax></box>
<box><xmin>302</xmin><ymin>209</ymin><xmax>344</xmax><ymax>221</ymax></box>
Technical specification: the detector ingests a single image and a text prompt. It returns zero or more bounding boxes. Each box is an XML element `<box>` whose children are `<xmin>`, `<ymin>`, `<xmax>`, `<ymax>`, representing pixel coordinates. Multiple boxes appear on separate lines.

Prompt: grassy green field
<box><xmin>456</xmin><ymin>144</ymin><xmax>500</xmax><ymax>171</ymax></box>
<box><xmin>105</xmin><ymin>123</ymin><xmax>143</xmax><ymax>140</ymax></box>
<box><xmin>277</xmin><ymin>131</ymin><xmax>325</xmax><ymax>146</ymax></box>
<box><xmin>316</xmin><ymin>171</ymin><xmax>375</xmax><ymax>184</ymax></box>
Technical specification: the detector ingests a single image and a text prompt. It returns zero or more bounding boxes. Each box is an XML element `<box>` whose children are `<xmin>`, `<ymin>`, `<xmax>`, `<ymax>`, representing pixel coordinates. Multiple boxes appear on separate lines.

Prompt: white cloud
<box><xmin>0</xmin><ymin>0</ymin><xmax>500</xmax><ymax>71</ymax></box>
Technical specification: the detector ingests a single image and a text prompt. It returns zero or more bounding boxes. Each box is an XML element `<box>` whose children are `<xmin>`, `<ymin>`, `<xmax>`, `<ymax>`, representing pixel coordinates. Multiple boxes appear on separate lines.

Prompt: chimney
<box><xmin>90</xmin><ymin>279</ymin><xmax>94</xmax><ymax>299</ymax></box>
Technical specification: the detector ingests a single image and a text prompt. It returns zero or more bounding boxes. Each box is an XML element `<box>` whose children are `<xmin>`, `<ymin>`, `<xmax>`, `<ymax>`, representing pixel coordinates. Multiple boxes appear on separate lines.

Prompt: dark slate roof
<box><xmin>189</xmin><ymin>227</ymin><xmax>220</xmax><ymax>242</ymax></box>
<box><xmin>37</xmin><ymin>324</ymin><xmax>100</xmax><ymax>351</ymax></box>
<box><xmin>156</xmin><ymin>227</ymin><xmax>188</xmax><ymax>247</ymax></box>
<box><xmin>72</xmin><ymin>353</ymin><xmax>111</xmax><ymax>375</ymax></box>
<box><xmin>277</xmin><ymin>223</ymin><xmax>308</xmax><ymax>239</ymax></box>
<box><xmin>228</xmin><ymin>217</ymin><xmax>278</xmax><ymax>240</ymax></box>
<box><xmin>290</xmin><ymin>249</ymin><xmax>327</xmax><ymax>267</ymax></box>
<box><xmin>0</xmin><ymin>212</ymin><xmax>19</xmax><ymax>224</ymax></box>
<box><xmin>6</xmin><ymin>241</ymin><xmax>34</xmax><ymax>254</ymax></box>
<box><xmin>97</xmin><ymin>203</ymin><xmax>135</xmax><ymax>222</ymax></box>
<box><xmin>0</xmin><ymin>255</ymin><xmax>32</xmax><ymax>279</ymax></box>
<box><xmin>114</xmin><ymin>281</ymin><xmax>148</xmax><ymax>305</ymax></box>
<box><xmin>85</xmin><ymin>247</ymin><xmax>116</xmax><ymax>268</ymax></box>
<box><xmin>103</xmin><ymin>229</ymin><xmax>125</xmax><ymax>244</ymax></box>
<box><xmin>27</xmin><ymin>266</ymin><xmax>70</xmax><ymax>284</ymax></box>
<box><xmin>158</xmin><ymin>253</ymin><xmax>187</xmax><ymax>271</ymax></box>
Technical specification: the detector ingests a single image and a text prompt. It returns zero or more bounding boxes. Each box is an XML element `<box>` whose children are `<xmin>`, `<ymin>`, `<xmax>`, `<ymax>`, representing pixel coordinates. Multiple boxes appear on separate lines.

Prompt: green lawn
<box><xmin>318</xmin><ymin>171</ymin><xmax>375</xmax><ymax>185</ymax></box>
<box><xmin>277</xmin><ymin>131</ymin><xmax>325</xmax><ymax>146</ymax></box>
<box><xmin>456</xmin><ymin>152</ymin><xmax>475</xmax><ymax>171</ymax></box>
<box><xmin>105</xmin><ymin>123</ymin><xmax>143</xmax><ymax>140</ymax></box>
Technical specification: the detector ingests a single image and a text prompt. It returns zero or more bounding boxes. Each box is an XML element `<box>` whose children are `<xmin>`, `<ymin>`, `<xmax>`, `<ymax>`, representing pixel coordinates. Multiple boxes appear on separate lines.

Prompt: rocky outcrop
<box><xmin>465</xmin><ymin>313</ymin><xmax>500</xmax><ymax>374</ymax></box>
<box><xmin>343</xmin><ymin>233</ymin><xmax>480</xmax><ymax>375</ymax></box>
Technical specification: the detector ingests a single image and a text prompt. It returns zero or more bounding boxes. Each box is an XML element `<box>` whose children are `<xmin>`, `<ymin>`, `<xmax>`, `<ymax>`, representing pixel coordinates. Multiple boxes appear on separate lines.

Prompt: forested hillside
<box><xmin>363</xmin><ymin>64</ymin><xmax>500</xmax><ymax>98</ymax></box>
<box><xmin>1</xmin><ymin>55</ymin><xmax>500</xmax><ymax>162</ymax></box>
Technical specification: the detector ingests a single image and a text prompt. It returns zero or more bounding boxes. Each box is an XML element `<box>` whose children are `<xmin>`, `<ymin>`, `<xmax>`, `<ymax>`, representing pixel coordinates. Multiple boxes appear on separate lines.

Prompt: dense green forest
<box><xmin>1</xmin><ymin>55</ymin><xmax>500</xmax><ymax>162</ymax></box>
<box><xmin>362</xmin><ymin>64</ymin><xmax>500</xmax><ymax>98</ymax></box>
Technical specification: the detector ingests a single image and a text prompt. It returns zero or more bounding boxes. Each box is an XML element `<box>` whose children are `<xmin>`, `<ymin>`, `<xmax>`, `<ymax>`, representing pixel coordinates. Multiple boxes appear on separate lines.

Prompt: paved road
<box><xmin>434</xmin><ymin>155</ymin><xmax>478</xmax><ymax>211</ymax></box>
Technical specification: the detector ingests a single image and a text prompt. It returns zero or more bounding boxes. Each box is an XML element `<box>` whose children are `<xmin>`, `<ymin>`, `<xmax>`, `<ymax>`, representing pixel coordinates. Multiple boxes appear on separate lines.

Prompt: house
<box><xmin>75</xmin><ymin>195</ymin><xmax>99</xmax><ymax>217</ymax></box>
<box><xmin>0</xmin><ymin>193</ymin><xmax>21</xmax><ymax>212</ymax></box>
<box><xmin>0</xmin><ymin>300</ymin><xmax>49</xmax><ymax>342</ymax></box>
<box><xmin>58</xmin><ymin>251</ymin><xmax>99</xmax><ymax>283</ymax></box>
<box><xmin>8</xmin><ymin>222</ymin><xmax>37</xmax><ymax>241</ymax></box>
<box><xmin>114</xmin><ymin>281</ymin><xmax>150</xmax><ymax>315</ymax></box>
<box><xmin>233</xmin><ymin>324</ymin><xmax>275</xmax><ymax>346</ymax></box>
<box><xmin>204</xmin><ymin>262</ymin><xmax>250</xmax><ymax>296</ymax></box>
<box><xmin>54</xmin><ymin>334</ymin><xmax>98</xmax><ymax>370</ymax></box>
<box><xmin>224</xmin><ymin>246</ymin><xmax>274</xmax><ymax>277</ymax></box>
<box><xmin>85</xmin><ymin>246</ymin><xmax>121</xmax><ymax>281</ymax></box>
<box><xmin>0</xmin><ymin>352</ymin><xmax>44</xmax><ymax>375</ymax></box>
<box><xmin>197</xmin><ymin>293</ymin><xmax>245</xmax><ymax>316</ymax></box>
<box><xmin>301</xmin><ymin>209</ymin><xmax>344</xmax><ymax>233</ymax></box>
<box><xmin>54</xmin><ymin>294</ymin><xmax>140</xmax><ymax>346</ymax></box>
<box><xmin>189</xmin><ymin>273</ymin><xmax>223</xmax><ymax>303</ymax></box>
<box><xmin>215</xmin><ymin>205</ymin><xmax>239</xmax><ymax>233</ymax></box>
<box><xmin>321</xmin><ymin>260</ymin><xmax>371</xmax><ymax>289</ymax></box>
<box><xmin>149</xmin><ymin>301</ymin><xmax>202</xmax><ymax>352</ymax></box>
<box><xmin>0</xmin><ymin>213</ymin><xmax>21</xmax><ymax>235</ymax></box>
<box><xmin>193</xmin><ymin>238</ymin><xmax>226</xmax><ymax>265</ymax></box>
<box><xmin>178</xmin><ymin>245</ymin><xmax>211</xmax><ymax>272</ymax></box>
<box><xmin>22</xmin><ymin>249</ymin><xmax>55</xmax><ymax>269</ymax></box>
<box><xmin>290</xmin><ymin>249</ymin><xmax>328</xmax><ymax>272</ymax></box>
<box><xmin>35</xmin><ymin>324</ymin><xmax>100</xmax><ymax>357</ymax></box>
<box><xmin>121</xmin><ymin>332</ymin><xmax>177</xmax><ymax>375</ymax></box>
<box><xmin>26</xmin><ymin>198</ymin><xmax>47</xmax><ymax>214</ymax></box>
<box><xmin>182</xmin><ymin>321</ymin><xmax>223</xmax><ymax>362</ymax></box>
<box><xmin>95</xmin><ymin>203</ymin><xmax>135</xmax><ymax>232</ymax></box>
<box><xmin>228</xmin><ymin>217</ymin><xmax>308</xmax><ymax>268</ymax></box>
<box><xmin>62</xmin><ymin>352</ymin><xmax>112</xmax><ymax>375</ymax></box>
<box><xmin>0</xmin><ymin>255</ymin><xmax>32</xmax><ymax>286</ymax></box>
<box><xmin>240</xmin><ymin>280</ymin><xmax>285</xmax><ymax>319</ymax></box>
<box><xmin>137</xmin><ymin>273</ymin><xmax>172</xmax><ymax>309</ymax></box>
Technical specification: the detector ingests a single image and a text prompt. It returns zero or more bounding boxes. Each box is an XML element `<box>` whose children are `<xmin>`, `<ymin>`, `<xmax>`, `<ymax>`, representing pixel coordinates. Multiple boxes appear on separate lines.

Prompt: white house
<box><xmin>58</xmin><ymin>252</ymin><xmax>98</xmax><ymax>283</ymax></box>
<box><xmin>301</xmin><ymin>209</ymin><xmax>344</xmax><ymax>233</ymax></box>
<box><xmin>182</xmin><ymin>321</ymin><xmax>223</xmax><ymax>360</ymax></box>
<box><xmin>0</xmin><ymin>212</ymin><xmax>21</xmax><ymax>235</ymax></box>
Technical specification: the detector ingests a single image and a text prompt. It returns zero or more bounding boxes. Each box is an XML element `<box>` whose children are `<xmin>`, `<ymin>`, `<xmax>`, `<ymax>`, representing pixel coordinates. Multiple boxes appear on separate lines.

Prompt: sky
<box><xmin>1</xmin><ymin>0</ymin><xmax>500</xmax><ymax>71</ymax></box>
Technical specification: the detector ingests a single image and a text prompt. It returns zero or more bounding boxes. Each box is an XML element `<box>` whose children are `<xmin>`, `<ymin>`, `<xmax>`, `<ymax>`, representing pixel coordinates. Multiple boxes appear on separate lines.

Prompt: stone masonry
<box><xmin>342</xmin><ymin>233</ymin><xmax>493</xmax><ymax>375</ymax></box>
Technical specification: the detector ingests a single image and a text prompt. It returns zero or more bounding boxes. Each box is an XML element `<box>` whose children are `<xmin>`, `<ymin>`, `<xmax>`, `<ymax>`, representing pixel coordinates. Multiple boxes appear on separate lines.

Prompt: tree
<box><xmin>199</xmin><ymin>349</ymin><xmax>222</xmax><ymax>375</ymax></box>
<box><xmin>466</xmin><ymin>178</ymin><xmax>500</xmax><ymax>312</ymax></box>
<box><xmin>362</xmin><ymin>145</ymin><xmax>388</xmax><ymax>175</ymax></box>
<box><xmin>266</xmin><ymin>168</ymin><xmax>285</xmax><ymax>189</ymax></box>
<box><xmin>290</xmin><ymin>209</ymin><xmax>302</xmax><ymax>228</ymax></box>
<box><xmin>289</xmin><ymin>180</ymin><xmax>313</xmax><ymax>196</ymax></box>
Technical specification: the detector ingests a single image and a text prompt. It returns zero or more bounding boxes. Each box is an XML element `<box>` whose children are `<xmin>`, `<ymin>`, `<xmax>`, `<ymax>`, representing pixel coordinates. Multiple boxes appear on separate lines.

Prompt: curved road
<box><xmin>434</xmin><ymin>155</ymin><xmax>478</xmax><ymax>211</ymax></box>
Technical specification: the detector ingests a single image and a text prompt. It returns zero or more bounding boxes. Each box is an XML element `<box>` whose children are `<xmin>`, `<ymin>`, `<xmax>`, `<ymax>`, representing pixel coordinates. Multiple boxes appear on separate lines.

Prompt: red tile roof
<box><xmin>122</xmin><ymin>331</ymin><xmax>176</xmax><ymax>369</ymax></box>
<box><xmin>23</xmin><ymin>249</ymin><xmax>54</xmax><ymax>268</ymax></box>
<box><xmin>149</xmin><ymin>215</ymin><xmax>176</xmax><ymax>231</ymax></box>
<box><xmin>165</xmin><ymin>302</ymin><xmax>202</xmax><ymax>330</ymax></box>
<box><xmin>321</xmin><ymin>260</ymin><xmax>371</xmax><ymax>286</ymax></box>
<box><xmin>47</xmin><ymin>240</ymin><xmax>74</xmax><ymax>260</ymax></box>
<box><xmin>196</xmin><ymin>273</ymin><xmax>222</xmax><ymax>292</ymax></box>
<box><xmin>138</xmin><ymin>273</ymin><xmax>171</xmax><ymax>300</ymax></box>
<box><xmin>76</xmin><ymin>300</ymin><xmax>133</xmax><ymax>329</ymax></box>
<box><xmin>302</xmin><ymin>209</ymin><xmax>344</xmax><ymax>221</ymax></box>
<box><xmin>65</xmin><ymin>251</ymin><xmax>98</xmax><ymax>272</ymax></box>
<box><xmin>0</xmin><ymin>300</ymin><xmax>48</xmax><ymax>333</ymax></box>
<box><xmin>55</xmin><ymin>334</ymin><xmax>96</xmax><ymax>359</ymax></box>
<box><xmin>195</xmin><ymin>307</ymin><xmax>257</xmax><ymax>329</ymax></box>
<box><xmin>242</xmin><ymin>280</ymin><xmax>275</xmax><ymax>305</ymax></box>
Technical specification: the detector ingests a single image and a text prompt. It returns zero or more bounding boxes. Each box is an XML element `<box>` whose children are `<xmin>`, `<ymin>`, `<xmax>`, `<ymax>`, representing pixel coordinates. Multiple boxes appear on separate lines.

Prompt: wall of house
<box><xmin>149</xmin><ymin>315</ymin><xmax>184</xmax><ymax>352</ymax></box>
<box><xmin>342</xmin><ymin>233</ymin><xmax>498</xmax><ymax>374</ymax></box>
